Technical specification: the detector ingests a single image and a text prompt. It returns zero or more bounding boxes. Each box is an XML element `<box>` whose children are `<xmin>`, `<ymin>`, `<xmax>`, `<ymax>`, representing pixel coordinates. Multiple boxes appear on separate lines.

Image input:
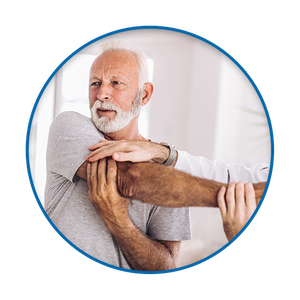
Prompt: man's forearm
<box><xmin>108</xmin><ymin>218</ymin><xmax>180</xmax><ymax>271</ymax></box>
<box><xmin>117</xmin><ymin>161</ymin><xmax>266</xmax><ymax>207</ymax></box>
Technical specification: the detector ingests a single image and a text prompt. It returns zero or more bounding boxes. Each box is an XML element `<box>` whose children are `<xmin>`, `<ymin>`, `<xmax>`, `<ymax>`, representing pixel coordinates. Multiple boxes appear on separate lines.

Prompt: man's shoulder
<box><xmin>46</xmin><ymin>111</ymin><xmax>104</xmax><ymax>181</ymax></box>
<box><xmin>52</xmin><ymin>111</ymin><xmax>91</xmax><ymax>126</ymax></box>
<box><xmin>49</xmin><ymin>111</ymin><xmax>100</xmax><ymax>136</ymax></box>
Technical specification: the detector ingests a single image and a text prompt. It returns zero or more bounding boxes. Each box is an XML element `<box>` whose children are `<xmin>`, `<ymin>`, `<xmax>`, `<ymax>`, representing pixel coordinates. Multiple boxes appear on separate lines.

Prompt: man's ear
<box><xmin>141</xmin><ymin>82</ymin><xmax>154</xmax><ymax>106</ymax></box>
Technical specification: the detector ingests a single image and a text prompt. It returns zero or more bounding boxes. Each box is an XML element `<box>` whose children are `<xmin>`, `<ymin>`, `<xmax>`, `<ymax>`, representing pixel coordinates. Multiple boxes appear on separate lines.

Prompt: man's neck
<box><xmin>103</xmin><ymin>131</ymin><xmax>146</xmax><ymax>141</ymax></box>
<box><xmin>102</xmin><ymin>119</ymin><xmax>147</xmax><ymax>142</ymax></box>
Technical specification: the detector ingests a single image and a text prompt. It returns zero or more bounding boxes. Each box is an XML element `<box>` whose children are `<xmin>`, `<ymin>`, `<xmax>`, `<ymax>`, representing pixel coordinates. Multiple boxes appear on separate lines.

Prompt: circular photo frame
<box><xmin>23</xmin><ymin>23</ymin><xmax>277</xmax><ymax>277</ymax></box>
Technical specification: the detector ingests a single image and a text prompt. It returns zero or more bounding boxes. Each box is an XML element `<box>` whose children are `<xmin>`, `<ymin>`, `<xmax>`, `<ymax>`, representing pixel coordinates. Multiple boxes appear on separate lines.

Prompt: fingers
<box><xmin>87</xmin><ymin>157</ymin><xmax>119</xmax><ymax>196</ymax></box>
<box><xmin>219</xmin><ymin>181</ymin><xmax>257</xmax><ymax>241</ymax></box>
<box><xmin>88</xmin><ymin>140</ymin><xmax>112</xmax><ymax>151</ymax></box>
<box><xmin>235</xmin><ymin>182</ymin><xmax>246</xmax><ymax>211</ymax></box>
<box><xmin>217</xmin><ymin>186</ymin><xmax>227</xmax><ymax>219</ymax></box>
<box><xmin>226</xmin><ymin>182</ymin><xmax>257</xmax><ymax>218</ymax></box>
<box><xmin>85</xmin><ymin>145</ymin><xmax>112</xmax><ymax>162</ymax></box>
<box><xmin>226</xmin><ymin>182</ymin><xmax>236</xmax><ymax>216</ymax></box>
<box><xmin>86</xmin><ymin>141</ymin><xmax>126</xmax><ymax>162</ymax></box>
<box><xmin>218</xmin><ymin>182</ymin><xmax>245</xmax><ymax>216</ymax></box>
<box><xmin>245</xmin><ymin>182</ymin><xmax>257</xmax><ymax>211</ymax></box>
<box><xmin>235</xmin><ymin>182</ymin><xmax>244</xmax><ymax>199</ymax></box>
<box><xmin>98</xmin><ymin>158</ymin><xmax>107</xmax><ymax>186</ymax></box>
<box><xmin>112</xmin><ymin>151</ymin><xmax>136</xmax><ymax>162</ymax></box>
<box><xmin>86</xmin><ymin>140</ymin><xmax>154</xmax><ymax>163</ymax></box>
<box><xmin>87</xmin><ymin>161</ymin><xmax>98</xmax><ymax>196</ymax></box>
<box><xmin>107</xmin><ymin>159</ymin><xmax>118</xmax><ymax>190</ymax></box>
<box><xmin>87</xmin><ymin>163</ymin><xmax>92</xmax><ymax>191</ymax></box>
<box><xmin>88</xmin><ymin>159</ymin><xmax>107</xmax><ymax>183</ymax></box>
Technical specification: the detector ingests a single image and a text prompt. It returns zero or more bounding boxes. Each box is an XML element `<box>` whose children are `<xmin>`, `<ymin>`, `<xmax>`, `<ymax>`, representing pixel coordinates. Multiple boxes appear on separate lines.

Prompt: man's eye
<box><xmin>91</xmin><ymin>82</ymin><xmax>100</xmax><ymax>86</ymax></box>
<box><xmin>112</xmin><ymin>81</ymin><xmax>122</xmax><ymax>85</ymax></box>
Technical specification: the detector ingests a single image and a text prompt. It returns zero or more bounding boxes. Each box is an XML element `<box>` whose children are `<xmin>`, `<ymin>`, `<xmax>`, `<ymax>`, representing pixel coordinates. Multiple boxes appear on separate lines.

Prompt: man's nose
<box><xmin>97</xmin><ymin>82</ymin><xmax>112</xmax><ymax>101</ymax></box>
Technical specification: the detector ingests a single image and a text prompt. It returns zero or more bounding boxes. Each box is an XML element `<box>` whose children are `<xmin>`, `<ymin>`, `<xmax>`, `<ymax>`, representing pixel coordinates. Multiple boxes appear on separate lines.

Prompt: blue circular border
<box><xmin>23</xmin><ymin>23</ymin><xmax>277</xmax><ymax>277</ymax></box>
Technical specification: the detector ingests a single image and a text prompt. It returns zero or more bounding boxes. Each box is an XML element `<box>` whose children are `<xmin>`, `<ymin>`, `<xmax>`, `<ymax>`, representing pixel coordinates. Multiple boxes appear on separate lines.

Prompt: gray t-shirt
<box><xmin>45</xmin><ymin>111</ymin><xmax>191</xmax><ymax>269</ymax></box>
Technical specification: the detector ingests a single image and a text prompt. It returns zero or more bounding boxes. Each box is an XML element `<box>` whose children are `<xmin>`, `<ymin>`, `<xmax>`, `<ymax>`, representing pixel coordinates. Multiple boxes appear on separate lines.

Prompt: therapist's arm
<box><xmin>116</xmin><ymin>161</ymin><xmax>265</xmax><ymax>208</ymax></box>
<box><xmin>86</xmin><ymin>140</ymin><xmax>268</xmax><ymax>185</ymax></box>
<box><xmin>85</xmin><ymin>140</ymin><xmax>171</xmax><ymax>164</ymax></box>
<box><xmin>78</xmin><ymin>139</ymin><xmax>266</xmax><ymax>207</ymax></box>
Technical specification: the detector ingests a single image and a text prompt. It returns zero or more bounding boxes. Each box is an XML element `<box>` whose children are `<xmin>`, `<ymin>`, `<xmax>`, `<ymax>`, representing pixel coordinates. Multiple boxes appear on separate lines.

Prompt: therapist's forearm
<box><xmin>116</xmin><ymin>161</ymin><xmax>266</xmax><ymax>207</ymax></box>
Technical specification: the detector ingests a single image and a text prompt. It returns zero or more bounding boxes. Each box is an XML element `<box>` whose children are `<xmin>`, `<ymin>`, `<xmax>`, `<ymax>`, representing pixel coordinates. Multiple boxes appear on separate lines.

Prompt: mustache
<box><xmin>93</xmin><ymin>100</ymin><xmax>122</xmax><ymax>112</ymax></box>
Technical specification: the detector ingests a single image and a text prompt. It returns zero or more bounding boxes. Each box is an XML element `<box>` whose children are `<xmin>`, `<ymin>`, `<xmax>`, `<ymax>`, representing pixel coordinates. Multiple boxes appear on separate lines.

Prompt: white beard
<box><xmin>90</xmin><ymin>90</ymin><xmax>142</xmax><ymax>134</ymax></box>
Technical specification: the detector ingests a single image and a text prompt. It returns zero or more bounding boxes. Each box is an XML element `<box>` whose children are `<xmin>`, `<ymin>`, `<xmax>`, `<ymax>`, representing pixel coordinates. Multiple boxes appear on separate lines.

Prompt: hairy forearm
<box><xmin>117</xmin><ymin>161</ymin><xmax>266</xmax><ymax>207</ymax></box>
<box><xmin>85</xmin><ymin>159</ymin><xmax>180</xmax><ymax>271</ymax></box>
<box><xmin>78</xmin><ymin>161</ymin><xmax>265</xmax><ymax>207</ymax></box>
<box><xmin>106</xmin><ymin>217</ymin><xmax>180</xmax><ymax>271</ymax></box>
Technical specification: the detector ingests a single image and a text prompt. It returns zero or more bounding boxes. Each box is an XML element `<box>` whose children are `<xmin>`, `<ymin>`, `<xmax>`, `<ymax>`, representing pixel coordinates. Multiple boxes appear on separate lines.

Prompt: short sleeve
<box><xmin>147</xmin><ymin>206</ymin><xmax>191</xmax><ymax>241</ymax></box>
<box><xmin>46</xmin><ymin>111</ymin><xmax>104</xmax><ymax>182</ymax></box>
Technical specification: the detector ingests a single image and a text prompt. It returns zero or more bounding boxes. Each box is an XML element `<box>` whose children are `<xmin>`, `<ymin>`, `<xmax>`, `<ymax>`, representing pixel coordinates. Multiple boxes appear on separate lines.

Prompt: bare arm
<box><xmin>77</xmin><ymin>139</ymin><xmax>170</xmax><ymax>180</ymax></box>
<box><xmin>85</xmin><ymin>140</ymin><xmax>170</xmax><ymax>164</ymax></box>
<box><xmin>86</xmin><ymin>159</ymin><xmax>181</xmax><ymax>271</ymax></box>
<box><xmin>76</xmin><ymin>161</ymin><xmax>89</xmax><ymax>180</ymax></box>
<box><xmin>77</xmin><ymin>160</ymin><xmax>265</xmax><ymax>208</ymax></box>
<box><xmin>116</xmin><ymin>161</ymin><xmax>266</xmax><ymax>207</ymax></box>
<box><xmin>83</xmin><ymin>140</ymin><xmax>266</xmax><ymax>207</ymax></box>
<box><xmin>106</xmin><ymin>223</ymin><xmax>181</xmax><ymax>271</ymax></box>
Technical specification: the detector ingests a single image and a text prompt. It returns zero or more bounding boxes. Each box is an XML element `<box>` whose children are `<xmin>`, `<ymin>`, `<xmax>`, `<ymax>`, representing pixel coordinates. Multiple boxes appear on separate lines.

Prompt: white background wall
<box><xmin>29</xmin><ymin>29</ymin><xmax>271</xmax><ymax>267</ymax></box>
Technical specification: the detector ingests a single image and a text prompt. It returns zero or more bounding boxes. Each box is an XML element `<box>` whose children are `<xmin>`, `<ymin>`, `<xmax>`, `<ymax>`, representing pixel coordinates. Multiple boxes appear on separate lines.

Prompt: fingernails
<box><xmin>113</xmin><ymin>153</ymin><xmax>120</xmax><ymax>160</ymax></box>
<box><xmin>220</xmin><ymin>186</ymin><xmax>226</xmax><ymax>192</ymax></box>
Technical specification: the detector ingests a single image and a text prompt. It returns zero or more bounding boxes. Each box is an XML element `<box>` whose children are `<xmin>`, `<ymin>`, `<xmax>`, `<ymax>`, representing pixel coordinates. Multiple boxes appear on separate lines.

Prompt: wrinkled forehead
<box><xmin>90</xmin><ymin>50</ymin><xmax>140</xmax><ymax>78</ymax></box>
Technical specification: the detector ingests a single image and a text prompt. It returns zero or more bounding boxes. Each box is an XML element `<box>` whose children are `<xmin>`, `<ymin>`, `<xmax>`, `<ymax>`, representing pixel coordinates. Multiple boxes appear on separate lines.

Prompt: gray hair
<box><xmin>98</xmin><ymin>40</ymin><xmax>149</xmax><ymax>90</ymax></box>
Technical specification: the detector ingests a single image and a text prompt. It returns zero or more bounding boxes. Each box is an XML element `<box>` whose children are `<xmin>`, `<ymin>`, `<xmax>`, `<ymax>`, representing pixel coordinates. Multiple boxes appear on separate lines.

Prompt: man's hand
<box><xmin>87</xmin><ymin>158</ymin><xmax>130</xmax><ymax>231</ymax></box>
<box><xmin>85</xmin><ymin>140</ymin><xmax>170</xmax><ymax>164</ymax></box>
<box><xmin>86</xmin><ymin>157</ymin><xmax>181</xmax><ymax>271</ymax></box>
<box><xmin>217</xmin><ymin>182</ymin><xmax>257</xmax><ymax>241</ymax></box>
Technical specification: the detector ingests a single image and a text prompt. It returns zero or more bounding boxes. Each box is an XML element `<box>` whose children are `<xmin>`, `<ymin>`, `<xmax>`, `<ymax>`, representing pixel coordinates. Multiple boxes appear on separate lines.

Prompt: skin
<box><xmin>89</xmin><ymin>50</ymin><xmax>153</xmax><ymax>141</ymax></box>
<box><xmin>79</xmin><ymin>49</ymin><xmax>181</xmax><ymax>271</ymax></box>
<box><xmin>84</xmin><ymin>158</ymin><xmax>263</xmax><ymax>244</ymax></box>
<box><xmin>82</xmin><ymin>140</ymin><xmax>265</xmax><ymax>242</ymax></box>
<box><xmin>76</xmin><ymin>49</ymin><xmax>267</xmax><ymax>259</ymax></box>
<box><xmin>82</xmin><ymin>139</ymin><xmax>265</xmax><ymax>207</ymax></box>
<box><xmin>87</xmin><ymin>158</ymin><xmax>180</xmax><ymax>270</ymax></box>
<box><xmin>86</xmin><ymin>139</ymin><xmax>171</xmax><ymax>164</ymax></box>
<box><xmin>115</xmin><ymin>160</ymin><xmax>265</xmax><ymax>207</ymax></box>
<box><xmin>217</xmin><ymin>182</ymin><xmax>257</xmax><ymax>241</ymax></box>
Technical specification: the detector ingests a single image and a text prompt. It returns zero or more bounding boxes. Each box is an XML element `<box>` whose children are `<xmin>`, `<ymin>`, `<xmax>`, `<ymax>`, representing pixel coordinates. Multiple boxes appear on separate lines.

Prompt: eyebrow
<box><xmin>89</xmin><ymin>73</ymin><xmax>131</xmax><ymax>83</ymax></box>
<box><xmin>89</xmin><ymin>75</ymin><xmax>101</xmax><ymax>81</ymax></box>
<box><xmin>111</xmin><ymin>74</ymin><xmax>130</xmax><ymax>81</ymax></box>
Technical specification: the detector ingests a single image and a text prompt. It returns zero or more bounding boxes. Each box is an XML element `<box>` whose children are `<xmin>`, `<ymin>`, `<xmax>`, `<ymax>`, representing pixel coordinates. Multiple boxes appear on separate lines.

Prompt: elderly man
<box><xmin>46</xmin><ymin>40</ymin><xmax>269</xmax><ymax>270</ymax></box>
<box><xmin>45</xmin><ymin>41</ymin><xmax>191</xmax><ymax>271</ymax></box>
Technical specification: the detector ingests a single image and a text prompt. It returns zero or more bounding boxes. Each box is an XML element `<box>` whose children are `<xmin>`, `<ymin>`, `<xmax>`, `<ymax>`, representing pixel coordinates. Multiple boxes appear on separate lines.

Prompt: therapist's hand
<box><xmin>85</xmin><ymin>140</ymin><xmax>170</xmax><ymax>164</ymax></box>
<box><xmin>217</xmin><ymin>182</ymin><xmax>257</xmax><ymax>241</ymax></box>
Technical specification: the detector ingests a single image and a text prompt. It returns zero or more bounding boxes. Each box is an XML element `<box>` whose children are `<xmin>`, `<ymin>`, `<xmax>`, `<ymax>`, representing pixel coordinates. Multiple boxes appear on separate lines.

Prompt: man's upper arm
<box><xmin>147</xmin><ymin>205</ymin><xmax>191</xmax><ymax>242</ymax></box>
<box><xmin>76</xmin><ymin>161</ymin><xmax>88</xmax><ymax>181</ymax></box>
<box><xmin>46</xmin><ymin>111</ymin><xmax>104</xmax><ymax>182</ymax></box>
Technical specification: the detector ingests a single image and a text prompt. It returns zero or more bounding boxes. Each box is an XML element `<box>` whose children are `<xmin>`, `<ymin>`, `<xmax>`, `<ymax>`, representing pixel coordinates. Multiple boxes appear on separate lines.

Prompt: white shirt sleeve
<box><xmin>175</xmin><ymin>150</ymin><xmax>269</xmax><ymax>184</ymax></box>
